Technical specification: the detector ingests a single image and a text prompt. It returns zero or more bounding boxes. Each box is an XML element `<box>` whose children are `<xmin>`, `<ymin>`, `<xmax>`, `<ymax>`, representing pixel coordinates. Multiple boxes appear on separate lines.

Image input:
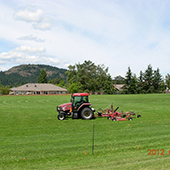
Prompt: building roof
<box><xmin>114</xmin><ymin>84</ymin><xmax>124</xmax><ymax>91</ymax></box>
<box><xmin>10</xmin><ymin>83</ymin><xmax>67</xmax><ymax>92</ymax></box>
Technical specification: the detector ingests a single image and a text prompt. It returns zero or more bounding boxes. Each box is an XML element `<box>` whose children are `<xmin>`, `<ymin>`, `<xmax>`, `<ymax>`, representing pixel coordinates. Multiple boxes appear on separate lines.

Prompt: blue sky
<box><xmin>0</xmin><ymin>0</ymin><xmax>170</xmax><ymax>78</ymax></box>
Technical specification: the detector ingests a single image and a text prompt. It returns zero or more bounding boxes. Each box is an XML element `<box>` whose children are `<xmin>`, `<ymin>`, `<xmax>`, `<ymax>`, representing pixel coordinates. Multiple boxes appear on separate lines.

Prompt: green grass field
<box><xmin>1</xmin><ymin>94</ymin><xmax>170</xmax><ymax>170</ymax></box>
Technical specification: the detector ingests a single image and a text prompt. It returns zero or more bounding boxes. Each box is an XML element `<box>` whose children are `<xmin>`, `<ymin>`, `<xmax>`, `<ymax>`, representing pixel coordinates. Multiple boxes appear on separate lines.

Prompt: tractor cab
<box><xmin>57</xmin><ymin>93</ymin><xmax>95</xmax><ymax>120</ymax></box>
<box><xmin>72</xmin><ymin>93</ymin><xmax>89</xmax><ymax>112</ymax></box>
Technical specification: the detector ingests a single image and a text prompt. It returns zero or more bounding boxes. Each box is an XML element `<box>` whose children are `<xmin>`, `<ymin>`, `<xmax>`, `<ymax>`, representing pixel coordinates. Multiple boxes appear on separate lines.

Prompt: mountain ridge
<box><xmin>0</xmin><ymin>64</ymin><xmax>67</xmax><ymax>86</ymax></box>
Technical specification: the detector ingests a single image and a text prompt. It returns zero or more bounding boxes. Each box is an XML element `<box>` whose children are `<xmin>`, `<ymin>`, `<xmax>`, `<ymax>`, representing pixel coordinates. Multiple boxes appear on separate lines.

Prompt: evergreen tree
<box><xmin>103</xmin><ymin>75</ymin><xmax>115</xmax><ymax>94</ymax></box>
<box><xmin>0</xmin><ymin>81</ymin><xmax>2</xmax><ymax>95</ymax></box>
<box><xmin>143</xmin><ymin>64</ymin><xmax>153</xmax><ymax>93</ymax></box>
<box><xmin>129</xmin><ymin>74</ymin><xmax>138</xmax><ymax>94</ymax></box>
<box><xmin>125</xmin><ymin>67</ymin><xmax>132</xmax><ymax>86</ymax></box>
<box><xmin>152</xmin><ymin>68</ymin><xmax>162</xmax><ymax>92</ymax></box>
<box><xmin>137</xmin><ymin>71</ymin><xmax>145</xmax><ymax>94</ymax></box>
<box><xmin>38</xmin><ymin>69</ymin><xmax>47</xmax><ymax>83</ymax></box>
<box><xmin>139</xmin><ymin>71</ymin><xmax>143</xmax><ymax>83</ymax></box>
<box><xmin>123</xmin><ymin>67</ymin><xmax>133</xmax><ymax>93</ymax></box>
<box><xmin>113</xmin><ymin>75</ymin><xmax>125</xmax><ymax>84</ymax></box>
<box><xmin>165</xmin><ymin>74</ymin><xmax>170</xmax><ymax>89</ymax></box>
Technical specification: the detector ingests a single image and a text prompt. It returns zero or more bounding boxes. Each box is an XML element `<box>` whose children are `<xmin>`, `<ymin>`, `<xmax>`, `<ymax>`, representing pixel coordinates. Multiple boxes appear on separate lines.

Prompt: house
<box><xmin>10</xmin><ymin>83</ymin><xmax>67</xmax><ymax>95</ymax></box>
<box><xmin>114</xmin><ymin>84</ymin><xmax>124</xmax><ymax>91</ymax></box>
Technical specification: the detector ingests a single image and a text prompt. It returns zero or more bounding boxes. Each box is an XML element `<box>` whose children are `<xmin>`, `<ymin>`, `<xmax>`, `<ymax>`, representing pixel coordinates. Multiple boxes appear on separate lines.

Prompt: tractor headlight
<box><xmin>57</xmin><ymin>106</ymin><xmax>62</xmax><ymax>111</ymax></box>
<box><xmin>91</xmin><ymin>108</ymin><xmax>95</xmax><ymax>112</ymax></box>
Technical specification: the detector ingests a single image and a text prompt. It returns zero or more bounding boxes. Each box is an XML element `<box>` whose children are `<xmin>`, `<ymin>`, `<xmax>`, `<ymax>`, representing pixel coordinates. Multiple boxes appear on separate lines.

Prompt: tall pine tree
<box><xmin>38</xmin><ymin>69</ymin><xmax>47</xmax><ymax>83</ymax></box>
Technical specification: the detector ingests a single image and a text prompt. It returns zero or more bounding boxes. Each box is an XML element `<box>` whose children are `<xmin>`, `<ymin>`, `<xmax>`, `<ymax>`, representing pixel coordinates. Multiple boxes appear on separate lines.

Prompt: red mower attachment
<box><xmin>96</xmin><ymin>104</ymin><xmax>141</xmax><ymax>121</ymax></box>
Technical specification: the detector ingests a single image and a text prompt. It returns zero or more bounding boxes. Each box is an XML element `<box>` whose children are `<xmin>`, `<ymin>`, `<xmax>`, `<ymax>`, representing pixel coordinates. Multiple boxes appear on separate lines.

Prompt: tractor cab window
<box><xmin>73</xmin><ymin>96</ymin><xmax>82</xmax><ymax>106</ymax></box>
<box><xmin>83</xmin><ymin>96</ymin><xmax>88</xmax><ymax>103</ymax></box>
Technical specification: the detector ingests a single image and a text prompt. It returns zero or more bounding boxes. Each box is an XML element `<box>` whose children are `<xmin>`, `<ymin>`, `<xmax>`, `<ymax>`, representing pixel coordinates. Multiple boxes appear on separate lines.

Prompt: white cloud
<box><xmin>0</xmin><ymin>45</ymin><xmax>60</xmax><ymax>71</ymax></box>
<box><xmin>14</xmin><ymin>9</ymin><xmax>44</xmax><ymax>22</ymax></box>
<box><xmin>18</xmin><ymin>35</ymin><xmax>45</xmax><ymax>42</ymax></box>
<box><xmin>0</xmin><ymin>0</ymin><xmax>170</xmax><ymax>76</ymax></box>
<box><xmin>14</xmin><ymin>8</ymin><xmax>52</xmax><ymax>30</ymax></box>
<box><xmin>15</xmin><ymin>45</ymin><xmax>46</xmax><ymax>53</ymax></box>
<box><xmin>33</xmin><ymin>22</ymin><xmax>51</xmax><ymax>30</ymax></box>
<box><xmin>0</xmin><ymin>52</ymin><xmax>39</xmax><ymax>67</ymax></box>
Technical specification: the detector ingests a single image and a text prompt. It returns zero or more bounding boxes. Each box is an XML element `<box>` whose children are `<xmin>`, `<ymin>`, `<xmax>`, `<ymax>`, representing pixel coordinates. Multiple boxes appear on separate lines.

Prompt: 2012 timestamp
<box><xmin>148</xmin><ymin>149</ymin><xmax>170</xmax><ymax>155</ymax></box>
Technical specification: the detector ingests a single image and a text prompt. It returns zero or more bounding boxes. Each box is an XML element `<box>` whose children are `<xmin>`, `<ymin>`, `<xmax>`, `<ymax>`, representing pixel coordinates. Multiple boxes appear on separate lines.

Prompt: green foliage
<box><xmin>0</xmin><ymin>82</ymin><xmax>2</xmax><ymax>95</ymax></box>
<box><xmin>123</xmin><ymin>67</ymin><xmax>138</xmax><ymax>94</ymax></box>
<box><xmin>0</xmin><ymin>81</ymin><xmax>9</xmax><ymax>95</ymax></box>
<box><xmin>125</xmin><ymin>67</ymin><xmax>132</xmax><ymax>86</ymax></box>
<box><xmin>48</xmin><ymin>78</ymin><xmax>61</xmax><ymax>84</ymax></box>
<box><xmin>3</xmin><ymin>86</ymin><xmax>10</xmax><ymax>95</ymax></box>
<box><xmin>38</xmin><ymin>69</ymin><xmax>48</xmax><ymax>83</ymax></box>
<box><xmin>113</xmin><ymin>75</ymin><xmax>125</xmax><ymax>84</ymax></box>
<box><xmin>66</xmin><ymin>60</ymin><xmax>113</xmax><ymax>94</ymax></box>
<box><xmin>159</xmin><ymin>80</ymin><xmax>166</xmax><ymax>92</ymax></box>
<box><xmin>103</xmin><ymin>75</ymin><xmax>116</xmax><ymax>94</ymax></box>
<box><xmin>57</xmin><ymin>79</ymin><xmax>65</xmax><ymax>88</ymax></box>
<box><xmin>1</xmin><ymin>94</ymin><xmax>170</xmax><ymax>169</ymax></box>
<box><xmin>143</xmin><ymin>64</ymin><xmax>153</xmax><ymax>90</ymax></box>
<box><xmin>129</xmin><ymin>75</ymin><xmax>138</xmax><ymax>94</ymax></box>
<box><xmin>67</xmin><ymin>82</ymin><xmax>83</xmax><ymax>93</ymax></box>
<box><xmin>123</xmin><ymin>65</ymin><xmax>166</xmax><ymax>94</ymax></box>
<box><xmin>152</xmin><ymin>68</ymin><xmax>163</xmax><ymax>92</ymax></box>
<box><xmin>0</xmin><ymin>63</ymin><xmax>169</xmax><ymax>95</ymax></box>
<box><xmin>165</xmin><ymin>73</ymin><xmax>170</xmax><ymax>89</ymax></box>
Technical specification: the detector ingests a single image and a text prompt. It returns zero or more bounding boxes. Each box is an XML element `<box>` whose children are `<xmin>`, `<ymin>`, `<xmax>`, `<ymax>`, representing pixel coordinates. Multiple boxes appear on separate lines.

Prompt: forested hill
<box><xmin>0</xmin><ymin>64</ymin><xmax>67</xmax><ymax>86</ymax></box>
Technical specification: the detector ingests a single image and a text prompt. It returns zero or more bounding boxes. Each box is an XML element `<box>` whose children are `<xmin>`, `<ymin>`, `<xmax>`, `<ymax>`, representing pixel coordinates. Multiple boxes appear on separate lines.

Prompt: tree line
<box><xmin>1</xmin><ymin>60</ymin><xmax>170</xmax><ymax>95</ymax></box>
<box><xmin>65</xmin><ymin>61</ymin><xmax>169</xmax><ymax>94</ymax></box>
<box><xmin>65</xmin><ymin>60</ymin><xmax>115</xmax><ymax>94</ymax></box>
<box><xmin>122</xmin><ymin>65</ymin><xmax>167</xmax><ymax>94</ymax></box>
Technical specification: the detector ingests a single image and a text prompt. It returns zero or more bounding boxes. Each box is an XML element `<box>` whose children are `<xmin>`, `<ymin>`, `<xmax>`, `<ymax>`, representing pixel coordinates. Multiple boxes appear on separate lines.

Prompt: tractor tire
<box><xmin>81</xmin><ymin>107</ymin><xmax>94</xmax><ymax>120</ymax></box>
<box><xmin>112</xmin><ymin>117</ymin><xmax>117</xmax><ymax>121</ymax></box>
<box><xmin>57</xmin><ymin>113</ymin><xmax>65</xmax><ymax>120</ymax></box>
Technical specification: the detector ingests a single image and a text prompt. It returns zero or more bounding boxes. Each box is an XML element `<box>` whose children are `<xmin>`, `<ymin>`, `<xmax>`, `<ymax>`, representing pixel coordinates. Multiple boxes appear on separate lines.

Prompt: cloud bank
<box><xmin>0</xmin><ymin>0</ymin><xmax>170</xmax><ymax>78</ymax></box>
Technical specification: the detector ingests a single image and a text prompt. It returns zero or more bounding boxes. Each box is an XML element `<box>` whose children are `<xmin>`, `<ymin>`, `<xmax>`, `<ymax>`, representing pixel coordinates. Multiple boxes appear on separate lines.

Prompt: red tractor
<box><xmin>57</xmin><ymin>93</ymin><xmax>95</xmax><ymax>120</ymax></box>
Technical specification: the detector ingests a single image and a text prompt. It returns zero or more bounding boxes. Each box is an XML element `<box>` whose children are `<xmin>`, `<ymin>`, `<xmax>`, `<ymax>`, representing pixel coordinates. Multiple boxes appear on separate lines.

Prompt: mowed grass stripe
<box><xmin>0</xmin><ymin>94</ymin><xmax>170</xmax><ymax>169</ymax></box>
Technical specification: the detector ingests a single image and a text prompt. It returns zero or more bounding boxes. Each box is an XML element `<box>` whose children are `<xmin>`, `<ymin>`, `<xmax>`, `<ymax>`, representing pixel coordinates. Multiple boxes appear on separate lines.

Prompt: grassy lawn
<box><xmin>0</xmin><ymin>94</ymin><xmax>170</xmax><ymax>169</ymax></box>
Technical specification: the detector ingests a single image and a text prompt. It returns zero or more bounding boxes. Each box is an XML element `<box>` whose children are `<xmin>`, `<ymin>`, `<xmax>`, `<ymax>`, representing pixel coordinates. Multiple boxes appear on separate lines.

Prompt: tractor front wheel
<box><xmin>81</xmin><ymin>107</ymin><xmax>94</xmax><ymax>120</ymax></box>
<box><xmin>58</xmin><ymin>113</ymin><xmax>65</xmax><ymax>120</ymax></box>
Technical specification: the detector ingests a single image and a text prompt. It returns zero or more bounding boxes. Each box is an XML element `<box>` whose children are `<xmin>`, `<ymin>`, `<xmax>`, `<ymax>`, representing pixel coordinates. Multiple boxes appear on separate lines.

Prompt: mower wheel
<box><xmin>128</xmin><ymin>117</ymin><xmax>132</xmax><ymax>121</ymax></box>
<box><xmin>107</xmin><ymin>116</ymin><xmax>111</xmax><ymax>119</ymax></box>
<box><xmin>81</xmin><ymin>107</ymin><xmax>94</xmax><ymax>120</ymax></box>
<box><xmin>98</xmin><ymin>112</ymin><xmax>102</xmax><ymax>117</ymax></box>
<box><xmin>112</xmin><ymin>117</ymin><xmax>117</xmax><ymax>121</ymax></box>
<box><xmin>57</xmin><ymin>113</ymin><xmax>65</xmax><ymax>120</ymax></box>
<box><xmin>137</xmin><ymin>114</ymin><xmax>141</xmax><ymax>118</ymax></box>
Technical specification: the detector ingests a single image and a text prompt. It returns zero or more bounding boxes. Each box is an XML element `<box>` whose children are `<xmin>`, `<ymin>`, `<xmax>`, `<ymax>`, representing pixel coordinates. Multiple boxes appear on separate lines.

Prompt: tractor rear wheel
<box><xmin>58</xmin><ymin>113</ymin><xmax>65</xmax><ymax>120</ymax></box>
<box><xmin>81</xmin><ymin>107</ymin><xmax>94</xmax><ymax>120</ymax></box>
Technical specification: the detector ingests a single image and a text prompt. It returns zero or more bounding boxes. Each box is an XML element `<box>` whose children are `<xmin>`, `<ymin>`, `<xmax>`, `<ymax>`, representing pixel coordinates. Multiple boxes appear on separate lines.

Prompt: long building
<box><xmin>10</xmin><ymin>83</ymin><xmax>67</xmax><ymax>95</ymax></box>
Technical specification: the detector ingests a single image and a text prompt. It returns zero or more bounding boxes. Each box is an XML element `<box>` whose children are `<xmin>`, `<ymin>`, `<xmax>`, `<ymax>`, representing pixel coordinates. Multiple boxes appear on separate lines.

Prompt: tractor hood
<box><xmin>57</xmin><ymin>103</ymin><xmax>72</xmax><ymax>112</ymax></box>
